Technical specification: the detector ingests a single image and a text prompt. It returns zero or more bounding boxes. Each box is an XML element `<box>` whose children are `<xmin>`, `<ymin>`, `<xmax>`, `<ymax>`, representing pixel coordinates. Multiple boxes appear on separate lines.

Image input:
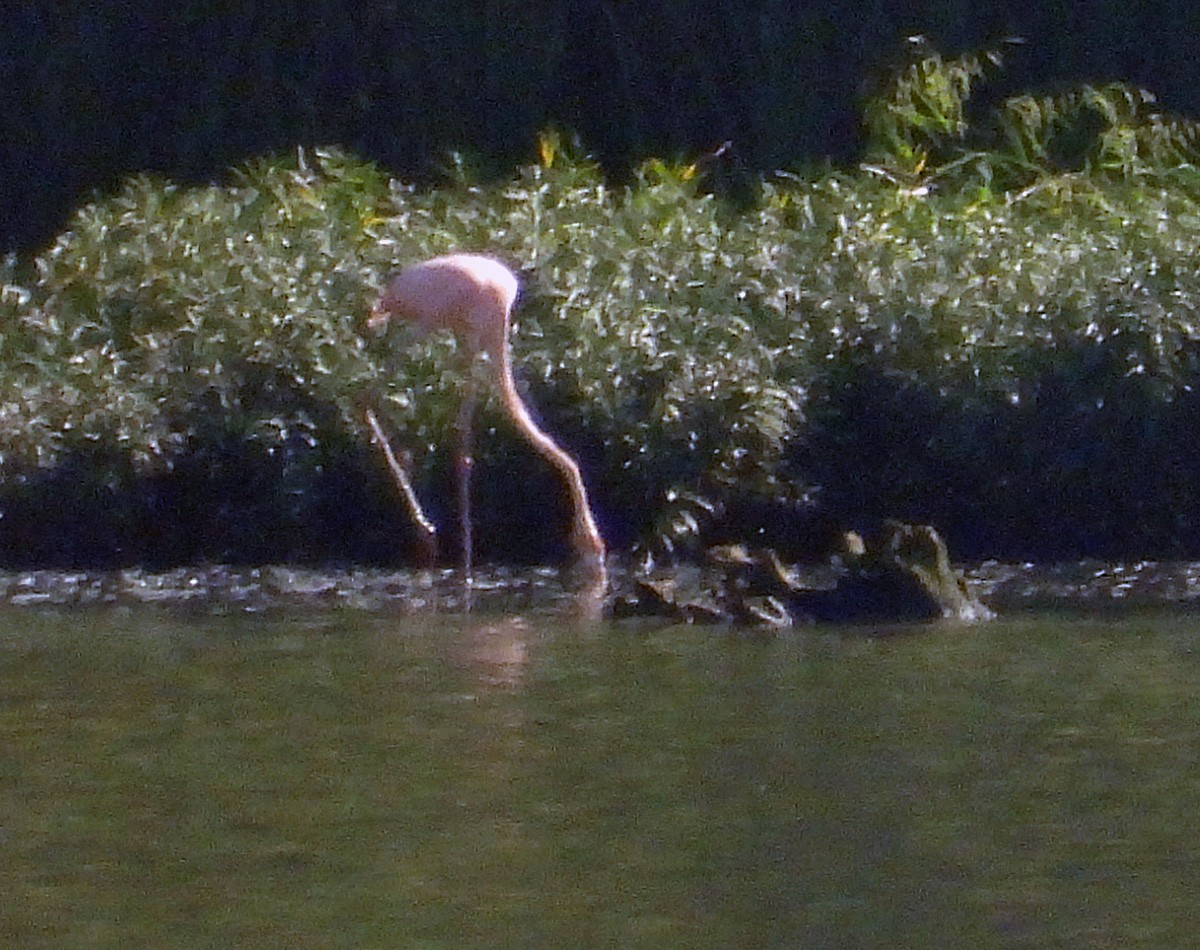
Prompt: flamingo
<box><xmin>366</xmin><ymin>253</ymin><xmax>607</xmax><ymax>589</ymax></box>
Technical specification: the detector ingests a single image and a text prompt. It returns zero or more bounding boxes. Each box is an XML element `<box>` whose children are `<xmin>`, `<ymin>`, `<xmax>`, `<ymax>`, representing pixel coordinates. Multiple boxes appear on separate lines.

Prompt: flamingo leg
<box><xmin>364</xmin><ymin>407</ymin><xmax>438</xmax><ymax>568</ymax></box>
<box><xmin>454</xmin><ymin>372</ymin><xmax>479</xmax><ymax>584</ymax></box>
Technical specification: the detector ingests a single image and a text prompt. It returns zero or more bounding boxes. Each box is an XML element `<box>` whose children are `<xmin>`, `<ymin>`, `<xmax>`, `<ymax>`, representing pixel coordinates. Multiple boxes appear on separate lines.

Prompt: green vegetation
<box><xmin>4</xmin><ymin>45</ymin><xmax>1200</xmax><ymax>566</ymax></box>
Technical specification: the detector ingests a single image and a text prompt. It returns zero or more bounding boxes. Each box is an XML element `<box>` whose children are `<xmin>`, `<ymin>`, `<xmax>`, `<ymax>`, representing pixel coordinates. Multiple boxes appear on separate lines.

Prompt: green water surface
<box><xmin>3</xmin><ymin>607</ymin><xmax>1200</xmax><ymax>947</ymax></box>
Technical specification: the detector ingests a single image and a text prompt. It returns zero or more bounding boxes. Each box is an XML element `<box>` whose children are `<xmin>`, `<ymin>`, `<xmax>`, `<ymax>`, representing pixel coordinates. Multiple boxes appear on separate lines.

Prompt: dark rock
<box><xmin>617</xmin><ymin>521</ymin><xmax>993</xmax><ymax>626</ymax></box>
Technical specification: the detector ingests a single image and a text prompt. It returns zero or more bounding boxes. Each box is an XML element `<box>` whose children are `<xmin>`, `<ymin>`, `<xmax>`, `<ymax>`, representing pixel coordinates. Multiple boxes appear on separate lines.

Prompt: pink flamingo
<box><xmin>366</xmin><ymin>253</ymin><xmax>606</xmax><ymax>588</ymax></box>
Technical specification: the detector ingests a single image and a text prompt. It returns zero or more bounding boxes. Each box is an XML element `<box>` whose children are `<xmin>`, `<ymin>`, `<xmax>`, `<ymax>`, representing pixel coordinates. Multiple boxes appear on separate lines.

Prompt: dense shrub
<box><xmin>0</xmin><ymin>144</ymin><xmax>813</xmax><ymax>564</ymax></box>
<box><xmin>4</xmin><ymin>48</ymin><xmax>1200</xmax><ymax>566</ymax></box>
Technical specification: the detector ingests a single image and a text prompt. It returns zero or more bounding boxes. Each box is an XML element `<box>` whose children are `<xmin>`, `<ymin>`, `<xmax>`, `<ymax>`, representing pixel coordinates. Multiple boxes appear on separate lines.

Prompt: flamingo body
<box><xmin>369</xmin><ymin>254</ymin><xmax>517</xmax><ymax>359</ymax></box>
<box><xmin>368</xmin><ymin>254</ymin><xmax>607</xmax><ymax>587</ymax></box>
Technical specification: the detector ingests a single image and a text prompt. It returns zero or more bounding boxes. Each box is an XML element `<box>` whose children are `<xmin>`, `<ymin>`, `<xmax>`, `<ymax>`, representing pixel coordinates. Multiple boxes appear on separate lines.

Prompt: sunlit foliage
<box><xmin>5</xmin><ymin>46</ymin><xmax>1200</xmax><ymax>563</ymax></box>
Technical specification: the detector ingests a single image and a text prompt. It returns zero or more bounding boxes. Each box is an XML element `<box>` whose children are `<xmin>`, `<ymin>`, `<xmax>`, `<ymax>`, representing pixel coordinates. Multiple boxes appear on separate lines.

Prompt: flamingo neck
<box><xmin>487</xmin><ymin>340</ymin><xmax>607</xmax><ymax>581</ymax></box>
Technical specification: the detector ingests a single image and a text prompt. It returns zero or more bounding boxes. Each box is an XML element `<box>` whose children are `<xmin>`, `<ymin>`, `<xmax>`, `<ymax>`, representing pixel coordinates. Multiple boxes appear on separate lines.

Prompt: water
<box><xmin>3</xmin><ymin>603</ymin><xmax>1200</xmax><ymax>947</ymax></box>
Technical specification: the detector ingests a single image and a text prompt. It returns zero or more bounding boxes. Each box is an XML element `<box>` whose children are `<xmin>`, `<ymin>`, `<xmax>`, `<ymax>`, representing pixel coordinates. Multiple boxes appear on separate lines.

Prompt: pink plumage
<box><xmin>367</xmin><ymin>253</ymin><xmax>606</xmax><ymax>586</ymax></box>
<box><xmin>368</xmin><ymin>254</ymin><xmax>518</xmax><ymax>357</ymax></box>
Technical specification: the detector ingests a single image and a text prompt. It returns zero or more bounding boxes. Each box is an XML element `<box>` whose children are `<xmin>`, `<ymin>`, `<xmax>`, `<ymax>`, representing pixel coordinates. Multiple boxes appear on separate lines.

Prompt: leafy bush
<box><xmin>5</xmin><ymin>45</ymin><xmax>1200</xmax><ymax>566</ymax></box>
<box><xmin>862</xmin><ymin>36</ymin><xmax>1200</xmax><ymax>192</ymax></box>
<box><xmin>0</xmin><ymin>142</ymin><xmax>814</xmax><ymax>563</ymax></box>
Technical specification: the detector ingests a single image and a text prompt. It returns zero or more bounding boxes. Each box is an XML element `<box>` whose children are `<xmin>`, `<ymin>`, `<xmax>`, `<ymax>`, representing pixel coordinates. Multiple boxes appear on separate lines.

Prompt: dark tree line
<box><xmin>4</xmin><ymin>0</ymin><xmax>1200</xmax><ymax>255</ymax></box>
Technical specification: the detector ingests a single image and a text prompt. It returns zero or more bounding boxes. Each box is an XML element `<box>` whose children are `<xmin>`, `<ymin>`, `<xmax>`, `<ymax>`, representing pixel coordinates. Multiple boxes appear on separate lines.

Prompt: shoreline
<box><xmin>2</xmin><ymin>559</ymin><xmax>1198</xmax><ymax>618</ymax></box>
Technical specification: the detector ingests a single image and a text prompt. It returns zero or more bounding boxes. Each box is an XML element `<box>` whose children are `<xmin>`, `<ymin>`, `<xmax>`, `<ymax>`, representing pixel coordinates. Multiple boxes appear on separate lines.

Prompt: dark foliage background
<box><xmin>5</xmin><ymin>0</ymin><xmax>1200</xmax><ymax>255</ymax></box>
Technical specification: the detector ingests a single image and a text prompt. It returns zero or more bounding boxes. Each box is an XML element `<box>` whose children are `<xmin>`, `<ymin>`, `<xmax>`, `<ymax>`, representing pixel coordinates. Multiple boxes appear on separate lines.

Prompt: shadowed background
<box><xmin>5</xmin><ymin>0</ymin><xmax>1200</xmax><ymax>255</ymax></box>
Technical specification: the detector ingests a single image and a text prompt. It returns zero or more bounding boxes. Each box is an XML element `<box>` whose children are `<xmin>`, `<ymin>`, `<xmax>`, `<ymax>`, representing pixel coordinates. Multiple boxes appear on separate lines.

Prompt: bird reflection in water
<box><xmin>456</xmin><ymin>616</ymin><xmax>531</xmax><ymax>691</ymax></box>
